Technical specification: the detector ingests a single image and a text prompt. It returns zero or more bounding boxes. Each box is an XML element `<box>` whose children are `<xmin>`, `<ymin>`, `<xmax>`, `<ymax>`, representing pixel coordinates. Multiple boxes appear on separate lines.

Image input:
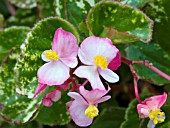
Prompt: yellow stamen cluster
<box><xmin>45</xmin><ymin>50</ymin><xmax>59</xmax><ymax>61</ymax></box>
<box><xmin>94</xmin><ymin>55</ymin><xmax>108</xmax><ymax>69</ymax></box>
<box><xmin>149</xmin><ymin>109</ymin><xmax>165</xmax><ymax>124</ymax></box>
<box><xmin>84</xmin><ymin>105</ymin><xmax>99</xmax><ymax>118</ymax></box>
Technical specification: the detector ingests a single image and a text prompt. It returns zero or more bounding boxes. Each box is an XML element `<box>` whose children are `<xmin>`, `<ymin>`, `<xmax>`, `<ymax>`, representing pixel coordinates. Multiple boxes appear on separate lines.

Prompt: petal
<box><xmin>99</xmin><ymin>68</ymin><xmax>119</xmax><ymax>83</ymax></box>
<box><xmin>137</xmin><ymin>104</ymin><xmax>149</xmax><ymax>118</ymax></box>
<box><xmin>74</xmin><ymin>66</ymin><xmax>105</xmax><ymax>90</ymax></box>
<box><xmin>147</xmin><ymin>120</ymin><xmax>156</xmax><ymax>128</ymax></box>
<box><xmin>41</xmin><ymin>50</ymin><xmax>51</xmax><ymax>62</ymax></box>
<box><xmin>94</xmin><ymin>95</ymin><xmax>111</xmax><ymax>104</ymax></box>
<box><xmin>108</xmin><ymin>52</ymin><xmax>121</xmax><ymax>70</ymax></box>
<box><xmin>68</xmin><ymin>100</ymin><xmax>93</xmax><ymax>127</ymax></box>
<box><xmin>60</xmin><ymin>57</ymin><xmax>78</xmax><ymax>68</ymax></box>
<box><xmin>79</xmin><ymin>86</ymin><xmax>110</xmax><ymax>104</ymax></box>
<box><xmin>52</xmin><ymin>28</ymin><xmax>78</xmax><ymax>58</ymax></box>
<box><xmin>33</xmin><ymin>83</ymin><xmax>47</xmax><ymax>98</ymax></box>
<box><xmin>46</xmin><ymin>89</ymin><xmax>61</xmax><ymax>102</ymax></box>
<box><xmin>42</xmin><ymin>97</ymin><xmax>53</xmax><ymax>107</ymax></box>
<box><xmin>149</xmin><ymin>92</ymin><xmax>167</xmax><ymax>108</ymax></box>
<box><xmin>37</xmin><ymin>61</ymin><xmax>70</xmax><ymax>85</ymax></box>
<box><xmin>67</xmin><ymin>92</ymin><xmax>88</xmax><ymax>105</ymax></box>
<box><xmin>79</xmin><ymin>36</ymin><xmax>119</xmax><ymax>65</ymax></box>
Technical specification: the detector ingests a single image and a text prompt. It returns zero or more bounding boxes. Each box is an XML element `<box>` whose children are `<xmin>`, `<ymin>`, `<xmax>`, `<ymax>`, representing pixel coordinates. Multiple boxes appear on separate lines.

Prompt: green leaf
<box><xmin>145</xmin><ymin>0</ymin><xmax>170</xmax><ymax>55</ymax></box>
<box><xmin>36</xmin><ymin>90</ymin><xmax>71</xmax><ymax>125</ymax></box>
<box><xmin>54</xmin><ymin>0</ymin><xmax>93</xmax><ymax>28</ymax></box>
<box><xmin>0</xmin><ymin>26</ymin><xmax>30</xmax><ymax>63</ymax></box>
<box><xmin>0</xmin><ymin>120</ymin><xmax>43</xmax><ymax>128</ymax></box>
<box><xmin>14</xmin><ymin>17</ymin><xmax>80</xmax><ymax>96</ymax></box>
<box><xmin>126</xmin><ymin>42</ymin><xmax>170</xmax><ymax>85</ymax></box>
<box><xmin>6</xmin><ymin>8</ymin><xmax>39</xmax><ymax>27</ymax></box>
<box><xmin>91</xmin><ymin>107</ymin><xmax>126</xmax><ymax>128</ymax></box>
<box><xmin>37</xmin><ymin>0</ymin><xmax>56</xmax><ymax>18</ymax></box>
<box><xmin>9</xmin><ymin>0</ymin><xmax>36</xmax><ymax>9</ymax></box>
<box><xmin>0</xmin><ymin>48</ymin><xmax>42</xmax><ymax>123</ymax></box>
<box><xmin>122</xmin><ymin>0</ymin><xmax>150</xmax><ymax>8</ymax></box>
<box><xmin>120</xmin><ymin>96</ymin><xmax>150</xmax><ymax>128</ymax></box>
<box><xmin>87</xmin><ymin>1</ymin><xmax>153</xmax><ymax>44</ymax></box>
<box><xmin>126</xmin><ymin>0</ymin><xmax>170</xmax><ymax>85</ymax></box>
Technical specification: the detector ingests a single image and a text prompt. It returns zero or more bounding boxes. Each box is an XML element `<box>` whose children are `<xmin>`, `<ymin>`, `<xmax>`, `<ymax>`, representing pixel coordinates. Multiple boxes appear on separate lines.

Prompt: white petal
<box><xmin>37</xmin><ymin>61</ymin><xmax>70</xmax><ymax>85</ymax></box>
<box><xmin>74</xmin><ymin>66</ymin><xmax>105</xmax><ymax>90</ymax></box>
<box><xmin>147</xmin><ymin>120</ymin><xmax>156</xmax><ymax>128</ymax></box>
<box><xmin>99</xmin><ymin>68</ymin><xmax>119</xmax><ymax>83</ymax></box>
<box><xmin>60</xmin><ymin>57</ymin><xmax>78</xmax><ymax>68</ymax></box>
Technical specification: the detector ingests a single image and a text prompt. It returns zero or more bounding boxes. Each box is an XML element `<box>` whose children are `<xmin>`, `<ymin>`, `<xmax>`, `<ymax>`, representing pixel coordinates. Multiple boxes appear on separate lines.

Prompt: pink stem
<box><xmin>5</xmin><ymin>1</ymin><xmax>16</xmax><ymax>15</ymax></box>
<box><xmin>149</xmin><ymin>66</ymin><xmax>170</xmax><ymax>80</ymax></box>
<box><xmin>129</xmin><ymin>64</ymin><xmax>141</xmax><ymax>103</ymax></box>
<box><xmin>81</xmin><ymin>80</ymin><xmax>88</xmax><ymax>86</ymax></box>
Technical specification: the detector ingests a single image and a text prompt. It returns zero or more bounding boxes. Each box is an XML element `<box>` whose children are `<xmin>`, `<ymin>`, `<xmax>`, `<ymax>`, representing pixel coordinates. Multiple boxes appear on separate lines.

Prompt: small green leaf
<box><xmin>9</xmin><ymin>0</ymin><xmax>36</xmax><ymax>9</ymax></box>
<box><xmin>37</xmin><ymin>0</ymin><xmax>56</xmax><ymax>18</ymax></box>
<box><xmin>91</xmin><ymin>107</ymin><xmax>126</xmax><ymax>128</ymax></box>
<box><xmin>0</xmin><ymin>26</ymin><xmax>30</xmax><ymax>63</ymax></box>
<box><xmin>36</xmin><ymin>90</ymin><xmax>71</xmax><ymax>125</ymax></box>
<box><xmin>6</xmin><ymin>8</ymin><xmax>39</xmax><ymax>27</ymax></box>
<box><xmin>122</xmin><ymin>0</ymin><xmax>150</xmax><ymax>8</ymax></box>
<box><xmin>14</xmin><ymin>17</ymin><xmax>80</xmax><ymax>96</ymax></box>
<box><xmin>87</xmin><ymin>1</ymin><xmax>153</xmax><ymax>44</ymax></box>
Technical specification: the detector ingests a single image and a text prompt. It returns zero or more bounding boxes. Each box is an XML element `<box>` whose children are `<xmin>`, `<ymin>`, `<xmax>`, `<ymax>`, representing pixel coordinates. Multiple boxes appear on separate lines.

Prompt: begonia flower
<box><xmin>137</xmin><ymin>93</ymin><xmax>167</xmax><ymax>128</ymax></box>
<box><xmin>67</xmin><ymin>86</ymin><xmax>111</xmax><ymax>127</ymax></box>
<box><xmin>33</xmin><ymin>28</ymin><xmax>78</xmax><ymax>98</ymax></box>
<box><xmin>74</xmin><ymin>36</ymin><xmax>120</xmax><ymax>90</ymax></box>
<box><xmin>42</xmin><ymin>89</ymin><xmax>61</xmax><ymax>107</ymax></box>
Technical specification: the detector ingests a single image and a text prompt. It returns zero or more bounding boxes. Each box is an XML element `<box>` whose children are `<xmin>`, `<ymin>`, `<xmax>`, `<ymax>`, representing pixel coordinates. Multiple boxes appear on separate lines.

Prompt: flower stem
<box><xmin>129</xmin><ymin>64</ymin><xmax>141</xmax><ymax>103</ymax></box>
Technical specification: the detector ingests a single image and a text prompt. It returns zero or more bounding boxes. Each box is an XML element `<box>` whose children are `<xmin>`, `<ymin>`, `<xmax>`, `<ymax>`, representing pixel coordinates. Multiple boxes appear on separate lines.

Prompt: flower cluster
<box><xmin>32</xmin><ymin>28</ymin><xmax>121</xmax><ymax>126</ymax></box>
<box><xmin>32</xmin><ymin>28</ymin><xmax>167</xmax><ymax>127</ymax></box>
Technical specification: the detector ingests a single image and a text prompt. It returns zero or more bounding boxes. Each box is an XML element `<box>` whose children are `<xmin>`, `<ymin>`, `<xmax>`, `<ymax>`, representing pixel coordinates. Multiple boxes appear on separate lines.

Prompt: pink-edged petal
<box><xmin>46</xmin><ymin>89</ymin><xmax>61</xmax><ymax>102</ymax></box>
<box><xmin>78</xmin><ymin>49</ymin><xmax>94</xmax><ymax>65</ymax></box>
<box><xmin>74</xmin><ymin>66</ymin><xmax>105</xmax><ymax>90</ymax></box>
<box><xmin>33</xmin><ymin>83</ymin><xmax>47</xmax><ymax>98</ymax></box>
<box><xmin>42</xmin><ymin>97</ymin><xmax>53</xmax><ymax>107</ymax></box>
<box><xmin>37</xmin><ymin>61</ymin><xmax>70</xmax><ymax>85</ymax></box>
<box><xmin>69</xmin><ymin>100</ymin><xmax>93</xmax><ymax>127</ymax></box>
<box><xmin>67</xmin><ymin>92</ymin><xmax>88</xmax><ymax>105</ymax></box>
<box><xmin>79</xmin><ymin>86</ymin><xmax>110</xmax><ymax>104</ymax></box>
<box><xmin>94</xmin><ymin>95</ymin><xmax>111</xmax><ymax>104</ymax></box>
<box><xmin>60</xmin><ymin>57</ymin><xmax>78</xmax><ymax>68</ymax></box>
<box><xmin>108</xmin><ymin>52</ymin><xmax>121</xmax><ymax>70</ymax></box>
<box><xmin>79</xmin><ymin>36</ymin><xmax>119</xmax><ymax>65</ymax></box>
<box><xmin>52</xmin><ymin>28</ymin><xmax>78</xmax><ymax>58</ymax></box>
<box><xmin>137</xmin><ymin>103</ymin><xmax>150</xmax><ymax>118</ymax></box>
<box><xmin>149</xmin><ymin>92</ymin><xmax>167</xmax><ymax>109</ymax></box>
<box><xmin>99</xmin><ymin>68</ymin><xmax>119</xmax><ymax>83</ymax></box>
<box><xmin>41</xmin><ymin>50</ymin><xmax>51</xmax><ymax>62</ymax></box>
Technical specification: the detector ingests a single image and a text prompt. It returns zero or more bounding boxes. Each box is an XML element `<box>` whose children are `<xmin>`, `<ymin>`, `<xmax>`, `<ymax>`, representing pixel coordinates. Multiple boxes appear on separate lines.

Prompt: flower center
<box><xmin>94</xmin><ymin>55</ymin><xmax>108</xmax><ymax>69</ymax></box>
<box><xmin>84</xmin><ymin>105</ymin><xmax>99</xmax><ymax>118</ymax></box>
<box><xmin>149</xmin><ymin>108</ymin><xmax>165</xmax><ymax>124</ymax></box>
<box><xmin>45</xmin><ymin>50</ymin><xmax>59</xmax><ymax>61</ymax></box>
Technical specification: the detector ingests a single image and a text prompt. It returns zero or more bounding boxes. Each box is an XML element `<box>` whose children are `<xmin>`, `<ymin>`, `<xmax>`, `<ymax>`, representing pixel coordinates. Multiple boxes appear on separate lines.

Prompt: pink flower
<box><xmin>137</xmin><ymin>93</ymin><xmax>167</xmax><ymax>128</ymax></box>
<box><xmin>67</xmin><ymin>86</ymin><xmax>111</xmax><ymax>127</ymax></box>
<box><xmin>42</xmin><ymin>89</ymin><xmax>61</xmax><ymax>107</ymax></box>
<box><xmin>38</xmin><ymin>28</ymin><xmax>78</xmax><ymax>86</ymax></box>
<box><xmin>74</xmin><ymin>36</ymin><xmax>120</xmax><ymax>90</ymax></box>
